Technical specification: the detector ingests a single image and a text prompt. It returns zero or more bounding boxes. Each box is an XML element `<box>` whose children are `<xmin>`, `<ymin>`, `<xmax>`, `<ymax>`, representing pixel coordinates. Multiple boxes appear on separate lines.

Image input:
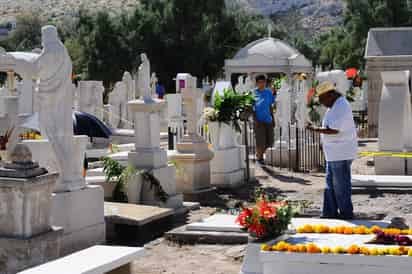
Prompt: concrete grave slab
<box><xmin>187</xmin><ymin>215</ymin><xmax>390</xmax><ymax>234</ymax></box>
<box><xmin>352</xmin><ymin>174</ymin><xmax>412</xmax><ymax>187</ymax></box>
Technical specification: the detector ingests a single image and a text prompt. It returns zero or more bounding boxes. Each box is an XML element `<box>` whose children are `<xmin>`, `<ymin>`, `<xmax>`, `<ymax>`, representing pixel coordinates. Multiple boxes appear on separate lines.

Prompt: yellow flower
<box><xmin>333</xmin><ymin>246</ymin><xmax>346</xmax><ymax>254</ymax></box>
<box><xmin>321</xmin><ymin>246</ymin><xmax>331</xmax><ymax>254</ymax></box>
<box><xmin>408</xmin><ymin>249</ymin><xmax>412</xmax><ymax>256</ymax></box>
<box><xmin>261</xmin><ymin>244</ymin><xmax>271</xmax><ymax>251</ymax></box>
<box><xmin>329</xmin><ymin>227</ymin><xmax>337</xmax><ymax>234</ymax></box>
<box><xmin>354</xmin><ymin>226</ymin><xmax>367</xmax><ymax>235</ymax></box>
<box><xmin>296</xmin><ymin>227</ymin><xmax>305</xmax><ymax>233</ymax></box>
<box><xmin>276</xmin><ymin>241</ymin><xmax>289</xmax><ymax>251</ymax></box>
<box><xmin>401</xmin><ymin>230</ymin><xmax>410</xmax><ymax>235</ymax></box>
<box><xmin>360</xmin><ymin>247</ymin><xmax>370</xmax><ymax>255</ymax></box>
<box><xmin>389</xmin><ymin>248</ymin><xmax>401</xmax><ymax>256</ymax></box>
<box><xmin>370</xmin><ymin>248</ymin><xmax>380</xmax><ymax>256</ymax></box>
<box><xmin>303</xmin><ymin>224</ymin><xmax>313</xmax><ymax>233</ymax></box>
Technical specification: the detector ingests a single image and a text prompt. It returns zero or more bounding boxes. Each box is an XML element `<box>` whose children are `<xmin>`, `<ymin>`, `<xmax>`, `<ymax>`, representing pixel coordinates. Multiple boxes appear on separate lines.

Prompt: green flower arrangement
<box><xmin>203</xmin><ymin>89</ymin><xmax>255</xmax><ymax>132</ymax></box>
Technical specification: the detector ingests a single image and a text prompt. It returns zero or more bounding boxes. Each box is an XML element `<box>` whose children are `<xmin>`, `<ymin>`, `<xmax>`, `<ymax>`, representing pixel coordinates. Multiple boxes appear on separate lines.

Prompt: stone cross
<box><xmin>182</xmin><ymin>79</ymin><xmax>202</xmax><ymax>137</ymax></box>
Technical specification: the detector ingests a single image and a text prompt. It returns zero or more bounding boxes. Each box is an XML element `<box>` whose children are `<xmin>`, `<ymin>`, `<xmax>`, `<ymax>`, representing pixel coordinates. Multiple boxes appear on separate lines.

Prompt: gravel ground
<box><xmin>131</xmin><ymin>139</ymin><xmax>412</xmax><ymax>274</ymax></box>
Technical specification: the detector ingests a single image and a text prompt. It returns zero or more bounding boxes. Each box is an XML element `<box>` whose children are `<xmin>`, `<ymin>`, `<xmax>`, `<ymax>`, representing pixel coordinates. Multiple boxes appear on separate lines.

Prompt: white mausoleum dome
<box><xmin>233</xmin><ymin>37</ymin><xmax>299</xmax><ymax>60</ymax></box>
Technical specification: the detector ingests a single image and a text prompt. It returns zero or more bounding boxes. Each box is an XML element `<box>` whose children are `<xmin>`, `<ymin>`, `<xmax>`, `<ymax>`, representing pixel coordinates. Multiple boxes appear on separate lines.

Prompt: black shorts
<box><xmin>255</xmin><ymin>121</ymin><xmax>274</xmax><ymax>150</ymax></box>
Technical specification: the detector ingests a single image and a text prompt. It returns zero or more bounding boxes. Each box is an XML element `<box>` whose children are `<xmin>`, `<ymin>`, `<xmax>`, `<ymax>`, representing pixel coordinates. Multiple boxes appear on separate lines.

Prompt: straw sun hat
<box><xmin>316</xmin><ymin>81</ymin><xmax>336</xmax><ymax>97</ymax></box>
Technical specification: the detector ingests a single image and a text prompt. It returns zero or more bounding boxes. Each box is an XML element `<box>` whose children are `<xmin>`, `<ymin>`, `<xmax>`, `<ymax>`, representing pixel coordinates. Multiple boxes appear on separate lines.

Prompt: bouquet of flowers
<box><xmin>367</xmin><ymin>230</ymin><xmax>412</xmax><ymax>246</ymax></box>
<box><xmin>345</xmin><ymin>68</ymin><xmax>366</xmax><ymax>102</ymax></box>
<box><xmin>202</xmin><ymin>89</ymin><xmax>255</xmax><ymax>132</ymax></box>
<box><xmin>236</xmin><ymin>195</ymin><xmax>294</xmax><ymax>239</ymax></box>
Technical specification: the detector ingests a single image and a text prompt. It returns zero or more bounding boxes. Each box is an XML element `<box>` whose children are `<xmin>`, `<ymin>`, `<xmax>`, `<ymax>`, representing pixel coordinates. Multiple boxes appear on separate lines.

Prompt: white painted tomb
<box><xmin>166</xmin><ymin>93</ymin><xmax>184</xmax><ymax>145</ymax></box>
<box><xmin>0</xmin><ymin>144</ymin><xmax>62</xmax><ymax>274</ymax></box>
<box><xmin>376</xmin><ymin>71</ymin><xmax>412</xmax><ymax>175</ymax></box>
<box><xmin>266</xmin><ymin>80</ymin><xmax>297</xmax><ymax>167</ymax></box>
<box><xmin>123</xmin><ymin>71</ymin><xmax>136</xmax><ymax>129</ymax></box>
<box><xmin>170</xmin><ymin>74</ymin><xmax>215</xmax><ymax>198</ymax></box>
<box><xmin>108</xmin><ymin>81</ymin><xmax>128</xmax><ymax>129</ymax></box>
<box><xmin>126</xmin><ymin>53</ymin><xmax>183</xmax><ymax>209</ymax></box>
<box><xmin>33</xmin><ymin>25</ymin><xmax>105</xmax><ymax>255</ymax></box>
<box><xmin>208</xmin><ymin>121</ymin><xmax>246</xmax><ymax>188</ymax></box>
<box><xmin>78</xmin><ymin>81</ymin><xmax>104</xmax><ymax>121</ymax></box>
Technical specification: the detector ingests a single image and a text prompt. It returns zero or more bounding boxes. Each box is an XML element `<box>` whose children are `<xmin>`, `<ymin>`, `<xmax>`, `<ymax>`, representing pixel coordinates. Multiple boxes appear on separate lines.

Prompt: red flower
<box><xmin>346</xmin><ymin>68</ymin><xmax>358</xmax><ymax>79</ymax></box>
<box><xmin>236</xmin><ymin>208</ymin><xmax>252</xmax><ymax>227</ymax></box>
<box><xmin>307</xmin><ymin>88</ymin><xmax>316</xmax><ymax>104</ymax></box>
<box><xmin>249</xmin><ymin>223</ymin><xmax>266</xmax><ymax>237</ymax></box>
<box><xmin>259</xmin><ymin>204</ymin><xmax>277</xmax><ymax>219</ymax></box>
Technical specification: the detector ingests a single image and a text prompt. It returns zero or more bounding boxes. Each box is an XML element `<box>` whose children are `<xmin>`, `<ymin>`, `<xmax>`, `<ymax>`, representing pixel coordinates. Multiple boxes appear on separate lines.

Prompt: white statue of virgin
<box><xmin>276</xmin><ymin>80</ymin><xmax>291</xmax><ymax>142</ymax></box>
<box><xmin>35</xmin><ymin>25</ymin><xmax>83</xmax><ymax>191</ymax></box>
<box><xmin>137</xmin><ymin>53</ymin><xmax>153</xmax><ymax>103</ymax></box>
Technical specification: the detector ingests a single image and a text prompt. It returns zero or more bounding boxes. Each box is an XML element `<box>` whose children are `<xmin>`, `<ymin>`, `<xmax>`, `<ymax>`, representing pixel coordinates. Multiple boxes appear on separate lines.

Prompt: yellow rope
<box><xmin>359</xmin><ymin>151</ymin><xmax>412</xmax><ymax>158</ymax></box>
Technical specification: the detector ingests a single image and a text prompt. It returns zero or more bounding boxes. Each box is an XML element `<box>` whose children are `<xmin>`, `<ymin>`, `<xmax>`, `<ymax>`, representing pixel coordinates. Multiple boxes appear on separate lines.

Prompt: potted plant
<box><xmin>203</xmin><ymin>89</ymin><xmax>254</xmax><ymax>149</ymax></box>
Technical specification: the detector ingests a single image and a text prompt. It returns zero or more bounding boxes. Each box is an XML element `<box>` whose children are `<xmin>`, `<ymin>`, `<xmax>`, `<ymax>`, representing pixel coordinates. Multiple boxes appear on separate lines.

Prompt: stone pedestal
<box><xmin>127</xmin><ymin>99</ymin><xmax>183</xmax><ymax>209</ymax></box>
<box><xmin>22</xmin><ymin>138</ymin><xmax>105</xmax><ymax>255</ymax></box>
<box><xmin>23</xmin><ymin>135</ymin><xmax>89</xmax><ymax>192</ymax></box>
<box><xmin>0</xmin><ymin>144</ymin><xmax>63</xmax><ymax>274</ymax></box>
<box><xmin>208</xmin><ymin>122</ymin><xmax>246</xmax><ymax>188</ymax></box>
<box><xmin>169</xmin><ymin>84</ymin><xmax>214</xmax><ymax>198</ymax></box>
<box><xmin>51</xmin><ymin>185</ymin><xmax>105</xmax><ymax>255</ymax></box>
<box><xmin>211</xmin><ymin>147</ymin><xmax>245</xmax><ymax>188</ymax></box>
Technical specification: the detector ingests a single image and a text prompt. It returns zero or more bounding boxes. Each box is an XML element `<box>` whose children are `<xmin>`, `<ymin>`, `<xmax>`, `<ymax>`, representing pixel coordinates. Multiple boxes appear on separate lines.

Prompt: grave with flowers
<box><xmin>230</xmin><ymin>194</ymin><xmax>412</xmax><ymax>274</ymax></box>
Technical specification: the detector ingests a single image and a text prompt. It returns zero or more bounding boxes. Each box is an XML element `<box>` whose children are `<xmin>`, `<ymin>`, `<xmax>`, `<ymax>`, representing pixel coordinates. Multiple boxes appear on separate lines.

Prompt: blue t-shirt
<box><xmin>254</xmin><ymin>88</ymin><xmax>275</xmax><ymax>123</ymax></box>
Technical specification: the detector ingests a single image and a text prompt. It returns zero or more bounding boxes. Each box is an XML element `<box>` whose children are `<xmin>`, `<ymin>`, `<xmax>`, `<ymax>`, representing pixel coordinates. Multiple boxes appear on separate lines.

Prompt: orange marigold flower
<box><xmin>336</xmin><ymin>226</ymin><xmax>345</xmax><ymax>234</ymax></box>
<box><xmin>348</xmin><ymin>245</ymin><xmax>360</xmax><ymax>254</ymax></box>
<box><xmin>287</xmin><ymin>245</ymin><xmax>298</xmax><ymax>252</ymax></box>
<box><xmin>303</xmin><ymin>224</ymin><xmax>313</xmax><ymax>233</ymax></box>
<box><xmin>370</xmin><ymin>225</ymin><xmax>382</xmax><ymax>233</ymax></box>
<box><xmin>343</xmin><ymin>227</ymin><xmax>354</xmax><ymax>235</ymax></box>
<box><xmin>306</xmin><ymin>243</ymin><xmax>321</xmax><ymax>253</ymax></box>
<box><xmin>296</xmin><ymin>244</ymin><xmax>307</xmax><ymax>253</ymax></box>
<box><xmin>354</xmin><ymin>226</ymin><xmax>367</xmax><ymax>235</ymax></box>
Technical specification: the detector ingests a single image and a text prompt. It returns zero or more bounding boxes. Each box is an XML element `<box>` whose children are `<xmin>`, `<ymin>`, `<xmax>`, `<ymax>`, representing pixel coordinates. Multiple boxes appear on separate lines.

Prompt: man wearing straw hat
<box><xmin>307</xmin><ymin>81</ymin><xmax>358</xmax><ymax>220</ymax></box>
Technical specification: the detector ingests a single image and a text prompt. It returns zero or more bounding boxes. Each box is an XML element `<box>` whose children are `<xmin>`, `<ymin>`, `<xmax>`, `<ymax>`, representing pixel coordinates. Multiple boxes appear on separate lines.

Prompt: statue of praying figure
<box><xmin>35</xmin><ymin>25</ymin><xmax>84</xmax><ymax>191</ymax></box>
<box><xmin>137</xmin><ymin>53</ymin><xmax>153</xmax><ymax>103</ymax></box>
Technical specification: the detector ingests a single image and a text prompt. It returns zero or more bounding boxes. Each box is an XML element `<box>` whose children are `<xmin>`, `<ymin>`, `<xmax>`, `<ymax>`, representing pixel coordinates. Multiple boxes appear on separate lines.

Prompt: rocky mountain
<box><xmin>0</xmin><ymin>0</ymin><xmax>344</xmax><ymax>34</ymax></box>
<box><xmin>229</xmin><ymin>0</ymin><xmax>344</xmax><ymax>34</ymax></box>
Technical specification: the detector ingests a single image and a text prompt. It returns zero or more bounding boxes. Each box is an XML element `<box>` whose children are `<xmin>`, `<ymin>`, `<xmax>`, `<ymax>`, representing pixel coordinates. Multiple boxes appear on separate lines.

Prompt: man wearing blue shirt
<box><xmin>254</xmin><ymin>75</ymin><xmax>275</xmax><ymax>164</ymax></box>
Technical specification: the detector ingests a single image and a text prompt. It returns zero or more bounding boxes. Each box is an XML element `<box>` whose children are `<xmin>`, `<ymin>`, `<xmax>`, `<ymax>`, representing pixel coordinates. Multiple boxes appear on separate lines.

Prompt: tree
<box><xmin>314</xmin><ymin>0</ymin><xmax>412</xmax><ymax>69</ymax></box>
<box><xmin>8</xmin><ymin>13</ymin><xmax>45</xmax><ymax>51</ymax></box>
